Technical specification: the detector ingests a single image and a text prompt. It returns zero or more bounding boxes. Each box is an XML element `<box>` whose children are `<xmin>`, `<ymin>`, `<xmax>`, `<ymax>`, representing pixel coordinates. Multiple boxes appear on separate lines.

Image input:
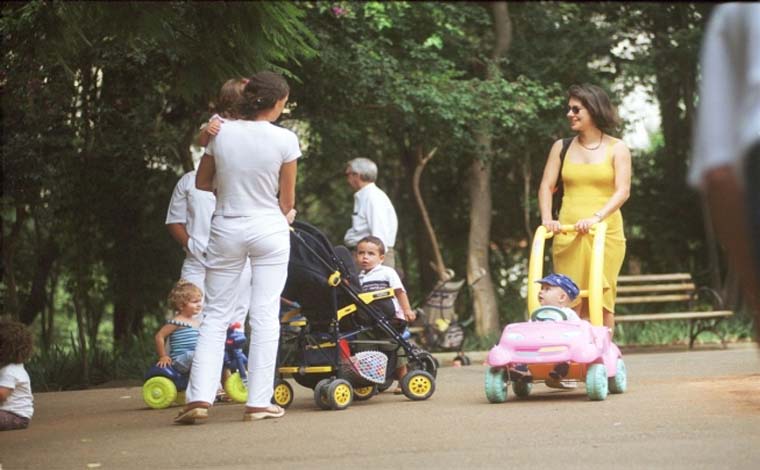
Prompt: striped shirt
<box><xmin>167</xmin><ymin>319</ymin><xmax>199</xmax><ymax>360</ymax></box>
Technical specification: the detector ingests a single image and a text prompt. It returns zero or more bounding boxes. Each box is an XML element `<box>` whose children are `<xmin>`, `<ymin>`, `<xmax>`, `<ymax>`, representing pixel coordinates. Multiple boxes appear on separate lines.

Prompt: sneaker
<box><xmin>545</xmin><ymin>377</ymin><xmax>577</xmax><ymax>390</ymax></box>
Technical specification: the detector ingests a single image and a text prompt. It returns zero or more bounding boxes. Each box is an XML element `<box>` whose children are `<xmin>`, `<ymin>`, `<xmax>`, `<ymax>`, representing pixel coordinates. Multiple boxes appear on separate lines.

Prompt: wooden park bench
<box><xmin>615</xmin><ymin>273</ymin><xmax>734</xmax><ymax>348</ymax></box>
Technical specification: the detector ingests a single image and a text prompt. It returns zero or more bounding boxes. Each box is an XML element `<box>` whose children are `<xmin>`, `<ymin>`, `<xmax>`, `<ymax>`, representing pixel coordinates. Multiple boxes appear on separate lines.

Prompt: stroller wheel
<box><xmin>313</xmin><ymin>379</ymin><xmax>332</xmax><ymax>410</ymax></box>
<box><xmin>401</xmin><ymin>370</ymin><xmax>435</xmax><ymax>401</ymax></box>
<box><xmin>455</xmin><ymin>353</ymin><xmax>471</xmax><ymax>366</ymax></box>
<box><xmin>327</xmin><ymin>379</ymin><xmax>354</xmax><ymax>410</ymax></box>
<box><xmin>272</xmin><ymin>379</ymin><xmax>294</xmax><ymax>409</ymax></box>
<box><xmin>353</xmin><ymin>385</ymin><xmax>378</xmax><ymax>401</ymax></box>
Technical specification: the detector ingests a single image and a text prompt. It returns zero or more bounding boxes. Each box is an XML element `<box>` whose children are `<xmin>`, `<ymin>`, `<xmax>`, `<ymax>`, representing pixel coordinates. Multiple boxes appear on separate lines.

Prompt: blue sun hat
<box><xmin>536</xmin><ymin>273</ymin><xmax>580</xmax><ymax>300</ymax></box>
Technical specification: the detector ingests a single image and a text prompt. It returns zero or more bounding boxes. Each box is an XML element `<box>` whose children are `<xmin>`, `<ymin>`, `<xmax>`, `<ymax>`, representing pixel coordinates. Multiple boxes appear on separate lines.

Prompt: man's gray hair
<box><xmin>347</xmin><ymin>158</ymin><xmax>378</xmax><ymax>182</ymax></box>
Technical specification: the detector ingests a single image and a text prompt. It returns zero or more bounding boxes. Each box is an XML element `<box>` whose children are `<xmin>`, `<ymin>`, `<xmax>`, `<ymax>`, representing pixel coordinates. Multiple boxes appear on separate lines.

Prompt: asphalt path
<box><xmin>1</xmin><ymin>344</ymin><xmax>759</xmax><ymax>470</ymax></box>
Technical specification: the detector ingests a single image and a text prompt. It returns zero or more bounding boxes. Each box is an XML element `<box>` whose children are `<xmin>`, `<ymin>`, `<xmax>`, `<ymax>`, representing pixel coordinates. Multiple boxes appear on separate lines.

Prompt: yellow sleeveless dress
<box><xmin>552</xmin><ymin>138</ymin><xmax>626</xmax><ymax>313</ymax></box>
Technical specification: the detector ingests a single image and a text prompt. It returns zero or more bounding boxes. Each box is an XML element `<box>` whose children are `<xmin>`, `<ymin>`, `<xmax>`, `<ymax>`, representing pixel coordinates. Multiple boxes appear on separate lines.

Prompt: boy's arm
<box><xmin>395</xmin><ymin>289</ymin><xmax>416</xmax><ymax>322</ymax></box>
<box><xmin>0</xmin><ymin>386</ymin><xmax>11</xmax><ymax>403</ymax></box>
<box><xmin>154</xmin><ymin>324</ymin><xmax>178</xmax><ymax>367</ymax></box>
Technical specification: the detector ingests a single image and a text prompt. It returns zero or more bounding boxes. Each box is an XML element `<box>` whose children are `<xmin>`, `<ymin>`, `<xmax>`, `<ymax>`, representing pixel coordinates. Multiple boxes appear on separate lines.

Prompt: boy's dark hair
<box><xmin>357</xmin><ymin>236</ymin><xmax>386</xmax><ymax>255</ymax></box>
<box><xmin>238</xmin><ymin>71</ymin><xmax>290</xmax><ymax>120</ymax></box>
<box><xmin>0</xmin><ymin>320</ymin><xmax>34</xmax><ymax>368</ymax></box>
<box><xmin>568</xmin><ymin>83</ymin><xmax>620</xmax><ymax>134</ymax></box>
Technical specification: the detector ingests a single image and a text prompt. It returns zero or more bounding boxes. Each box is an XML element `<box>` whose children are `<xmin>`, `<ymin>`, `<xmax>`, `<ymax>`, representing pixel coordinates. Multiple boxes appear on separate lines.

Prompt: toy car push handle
<box><xmin>527</xmin><ymin>222</ymin><xmax>607</xmax><ymax>327</ymax></box>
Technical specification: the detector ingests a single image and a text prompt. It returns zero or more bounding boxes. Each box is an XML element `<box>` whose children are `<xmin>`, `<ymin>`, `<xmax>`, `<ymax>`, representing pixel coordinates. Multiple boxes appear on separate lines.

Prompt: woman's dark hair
<box><xmin>0</xmin><ymin>320</ymin><xmax>34</xmax><ymax>368</ymax></box>
<box><xmin>568</xmin><ymin>84</ymin><xmax>621</xmax><ymax>134</ymax></box>
<box><xmin>237</xmin><ymin>71</ymin><xmax>290</xmax><ymax>119</ymax></box>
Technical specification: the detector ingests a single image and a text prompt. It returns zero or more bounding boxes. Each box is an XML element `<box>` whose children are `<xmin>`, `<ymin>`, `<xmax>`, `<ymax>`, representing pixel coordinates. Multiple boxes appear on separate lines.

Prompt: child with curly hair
<box><xmin>0</xmin><ymin>320</ymin><xmax>35</xmax><ymax>431</ymax></box>
<box><xmin>154</xmin><ymin>280</ymin><xmax>203</xmax><ymax>373</ymax></box>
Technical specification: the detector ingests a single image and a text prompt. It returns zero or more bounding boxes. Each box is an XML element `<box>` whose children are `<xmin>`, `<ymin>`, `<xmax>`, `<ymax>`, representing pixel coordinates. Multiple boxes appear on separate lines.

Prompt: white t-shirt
<box><xmin>358</xmin><ymin>264</ymin><xmax>405</xmax><ymax>320</ymax></box>
<box><xmin>344</xmin><ymin>183</ymin><xmax>398</xmax><ymax>249</ymax></box>
<box><xmin>0</xmin><ymin>363</ymin><xmax>34</xmax><ymax>419</ymax></box>
<box><xmin>205</xmin><ymin>121</ymin><xmax>301</xmax><ymax>217</ymax></box>
<box><xmin>688</xmin><ymin>3</ymin><xmax>760</xmax><ymax>189</ymax></box>
<box><xmin>165</xmin><ymin>170</ymin><xmax>216</xmax><ymax>258</ymax></box>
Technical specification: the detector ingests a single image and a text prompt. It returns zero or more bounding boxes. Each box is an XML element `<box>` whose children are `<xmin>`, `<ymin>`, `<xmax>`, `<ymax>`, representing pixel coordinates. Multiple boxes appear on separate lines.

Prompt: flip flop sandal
<box><xmin>243</xmin><ymin>405</ymin><xmax>285</xmax><ymax>421</ymax></box>
<box><xmin>174</xmin><ymin>407</ymin><xmax>208</xmax><ymax>424</ymax></box>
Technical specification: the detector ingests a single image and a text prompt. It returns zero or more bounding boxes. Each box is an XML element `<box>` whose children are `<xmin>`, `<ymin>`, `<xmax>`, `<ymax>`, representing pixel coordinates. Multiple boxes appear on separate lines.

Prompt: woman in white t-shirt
<box><xmin>0</xmin><ymin>320</ymin><xmax>34</xmax><ymax>431</ymax></box>
<box><xmin>175</xmin><ymin>71</ymin><xmax>300</xmax><ymax>424</ymax></box>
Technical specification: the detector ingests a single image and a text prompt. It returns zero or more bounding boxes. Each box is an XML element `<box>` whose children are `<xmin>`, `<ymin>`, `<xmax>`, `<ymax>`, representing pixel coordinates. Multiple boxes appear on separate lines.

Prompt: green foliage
<box><xmin>2</xmin><ymin>1</ymin><xmax>316</xmax><ymax>354</ymax></box>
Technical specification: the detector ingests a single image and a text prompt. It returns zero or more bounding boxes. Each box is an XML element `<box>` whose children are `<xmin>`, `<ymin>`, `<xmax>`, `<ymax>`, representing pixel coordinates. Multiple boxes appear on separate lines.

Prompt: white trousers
<box><xmin>186</xmin><ymin>213</ymin><xmax>289</xmax><ymax>408</ymax></box>
<box><xmin>181</xmin><ymin>254</ymin><xmax>252</xmax><ymax>330</ymax></box>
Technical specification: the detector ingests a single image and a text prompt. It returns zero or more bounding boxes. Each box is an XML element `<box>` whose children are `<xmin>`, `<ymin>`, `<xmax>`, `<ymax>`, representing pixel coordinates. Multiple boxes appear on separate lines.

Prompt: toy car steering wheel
<box><xmin>530</xmin><ymin>306</ymin><xmax>568</xmax><ymax>322</ymax></box>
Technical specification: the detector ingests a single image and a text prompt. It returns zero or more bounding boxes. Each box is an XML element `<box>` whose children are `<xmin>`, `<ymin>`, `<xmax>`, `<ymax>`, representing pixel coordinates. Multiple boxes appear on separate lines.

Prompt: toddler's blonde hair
<box><xmin>168</xmin><ymin>279</ymin><xmax>202</xmax><ymax>312</ymax></box>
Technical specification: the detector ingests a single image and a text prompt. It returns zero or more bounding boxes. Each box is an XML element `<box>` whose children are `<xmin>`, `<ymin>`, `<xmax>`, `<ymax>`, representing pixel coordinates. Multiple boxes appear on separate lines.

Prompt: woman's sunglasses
<box><xmin>568</xmin><ymin>105</ymin><xmax>584</xmax><ymax>115</ymax></box>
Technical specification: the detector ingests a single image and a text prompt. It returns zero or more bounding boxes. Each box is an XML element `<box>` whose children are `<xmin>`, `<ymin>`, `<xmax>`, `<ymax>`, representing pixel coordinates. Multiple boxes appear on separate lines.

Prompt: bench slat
<box><xmin>617</xmin><ymin>283</ymin><xmax>695</xmax><ymax>294</ymax></box>
<box><xmin>618</xmin><ymin>273</ymin><xmax>692</xmax><ymax>282</ymax></box>
<box><xmin>617</xmin><ymin>294</ymin><xmax>692</xmax><ymax>304</ymax></box>
<box><xmin>616</xmin><ymin>310</ymin><xmax>733</xmax><ymax>322</ymax></box>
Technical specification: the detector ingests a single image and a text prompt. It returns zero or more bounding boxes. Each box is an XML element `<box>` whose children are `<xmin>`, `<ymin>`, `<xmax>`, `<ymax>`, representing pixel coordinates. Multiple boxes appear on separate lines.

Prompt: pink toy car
<box><xmin>485</xmin><ymin>306</ymin><xmax>627</xmax><ymax>402</ymax></box>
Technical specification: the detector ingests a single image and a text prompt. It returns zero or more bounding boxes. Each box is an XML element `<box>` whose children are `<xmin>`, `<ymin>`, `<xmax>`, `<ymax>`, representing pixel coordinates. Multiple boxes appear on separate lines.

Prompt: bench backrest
<box><xmin>616</xmin><ymin>273</ymin><xmax>695</xmax><ymax>306</ymax></box>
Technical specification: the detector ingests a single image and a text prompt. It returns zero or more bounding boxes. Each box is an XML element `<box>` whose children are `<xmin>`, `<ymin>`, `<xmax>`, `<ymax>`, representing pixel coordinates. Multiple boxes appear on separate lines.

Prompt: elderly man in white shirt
<box><xmin>688</xmin><ymin>2</ymin><xmax>760</xmax><ymax>335</ymax></box>
<box><xmin>343</xmin><ymin>158</ymin><xmax>399</xmax><ymax>268</ymax></box>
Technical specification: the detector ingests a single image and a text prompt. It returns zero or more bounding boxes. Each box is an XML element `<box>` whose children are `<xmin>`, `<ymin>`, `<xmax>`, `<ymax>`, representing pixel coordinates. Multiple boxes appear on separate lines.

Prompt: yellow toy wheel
<box><xmin>272</xmin><ymin>379</ymin><xmax>294</xmax><ymax>408</ymax></box>
<box><xmin>327</xmin><ymin>379</ymin><xmax>353</xmax><ymax>410</ymax></box>
<box><xmin>353</xmin><ymin>385</ymin><xmax>377</xmax><ymax>401</ymax></box>
<box><xmin>143</xmin><ymin>376</ymin><xmax>177</xmax><ymax>409</ymax></box>
<box><xmin>401</xmin><ymin>370</ymin><xmax>436</xmax><ymax>401</ymax></box>
<box><xmin>224</xmin><ymin>372</ymin><xmax>248</xmax><ymax>403</ymax></box>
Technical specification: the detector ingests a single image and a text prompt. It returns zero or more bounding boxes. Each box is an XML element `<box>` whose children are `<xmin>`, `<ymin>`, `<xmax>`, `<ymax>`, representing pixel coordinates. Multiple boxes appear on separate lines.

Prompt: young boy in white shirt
<box><xmin>355</xmin><ymin>236</ymin><xmax>416</xmax><ymax>393</ymax></box>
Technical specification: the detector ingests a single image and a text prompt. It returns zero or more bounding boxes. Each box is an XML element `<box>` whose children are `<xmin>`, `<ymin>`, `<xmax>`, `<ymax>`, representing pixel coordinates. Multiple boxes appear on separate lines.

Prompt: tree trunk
<box><xmin>3</xmin><ymin>204</ymin><xmax>27</xmax><ymax>321</ymax></box>
<box><xmin>467</xmin><ymin>2</ymin><xmax>512</xmax><ymax>337</ymax></box>
<box><xmin>412</xmin><ymin>146</ymin><xmax>449</xmax><ymax>281</ymax></box>
<box><xmin>73</xmin><ymin>270</ymin><xmax>90</xmax><ymax>386</ymax></box>
<box><xmin>19</xmin><ymin>237</ymin><xmax>58</xmax><ymax>326</ymax></box>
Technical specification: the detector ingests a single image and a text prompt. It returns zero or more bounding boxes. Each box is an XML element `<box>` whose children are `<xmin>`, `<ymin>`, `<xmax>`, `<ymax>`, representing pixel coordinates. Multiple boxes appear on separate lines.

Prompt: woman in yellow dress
<box><xmin>538</xmin><ymin>84</ymin><xmax>632</xmax><ymax>333</ymax></box>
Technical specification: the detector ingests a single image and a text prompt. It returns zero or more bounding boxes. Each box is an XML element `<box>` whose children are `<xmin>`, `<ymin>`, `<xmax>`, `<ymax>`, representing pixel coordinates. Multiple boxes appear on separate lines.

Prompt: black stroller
<box><xmin>272</xmin><ymin>221</ymin><xmax>438</xmax><ymax>411</ymax></box>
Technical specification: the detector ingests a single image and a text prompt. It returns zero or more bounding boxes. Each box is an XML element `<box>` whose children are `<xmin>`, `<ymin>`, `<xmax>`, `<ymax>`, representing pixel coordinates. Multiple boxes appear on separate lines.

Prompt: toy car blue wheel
<box><xmin>353</xmin><ymin>384</ymin><xmax>378</xmax><ymax>401</ymax></box>
<box><xmin>585</xmin><ymin>363</ymin><xmax>609</xmax><ymax>401</ymax></box>
<box><xmin>143</xmin><ymin>376</ymin><xmax>177</xmax><ymax>409</ymax></box>
<box><xmin>512</xmin><ymin>380</ymin><xmax>532</xmax><ymax>398</ymax></box>
<box><xmin>224</xmin><ymin>372</ymin><xmax>248</xmax><ymax>403</ymax></box>
<box><xmin>608</xmin><ymin>358</ymin><xmax>627</xmax><ymax>394</ymax></box>
<box><xmin>272</xmin><ymin>379</ymin><xmax>294</xmax><ymax>408</ymax></box>
<box><xmin>485</xmin><ymin>367</ymin><xmax>508</xmax><ymax>403</ymax></box>
<box><xmin>313</xmin><ymin>378</ymin><xmax>332</xmax><ymax>410</ymax></box>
